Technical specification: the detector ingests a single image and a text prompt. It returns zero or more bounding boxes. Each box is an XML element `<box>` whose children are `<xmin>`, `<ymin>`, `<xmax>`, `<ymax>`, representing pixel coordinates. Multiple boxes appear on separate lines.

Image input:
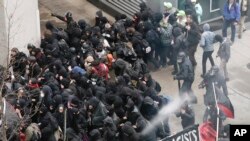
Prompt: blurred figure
<box><xmin>238</xmin><ymin>0</ymin><xmax>249</xmax><ymax>39</ymax></box>
<box><xmin>215</xmin><ymin>35</ymin><xmax>232</xmax><ymax>81</ymax></box>
<box><xmin>176</xmin><ymin>10</ymin><xmax>186</xmax><ymax>26</ymax></box>
<box><xmin>200</xmin><ymin>23</ymin><xmax>215</xmax><ymax>77</ymax></box>
<box><xmin>222</xmin><ymin>0</ymin><xmax>241</xmax><ymax>42</ymax></box>
<box><xmin>191</xmin><ymin>0</ymin><xmax>203</xmax><ymax>24</ymax></box>
<box><xmin>176</xmin><ymin>102</ymin><xmax>195</xmax><ymax>129</ymax></box>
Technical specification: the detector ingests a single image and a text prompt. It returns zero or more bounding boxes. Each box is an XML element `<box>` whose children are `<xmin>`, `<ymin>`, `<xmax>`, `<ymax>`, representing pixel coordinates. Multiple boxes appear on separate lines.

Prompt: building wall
<box><xmin>0</xmin><ymin>0</ymin><xmax>40</xmax><ymax>66</ymax></box>
<box><xmin>146</xmin><ymin>0</ymin><xmax>225</xmax><ymax>23</ymax></box>
<box><xmin>146</xmin><ymin>0</ymin><xmax>178</xmax><ymax>13</ymax></box>
<box><xmin>0</xmin><ymin>0</ymin><xmax>8</xmax><ymax>66</ymax></box>
<box><xmin>199</xmin><ymin>0</ymin><xmax>225</xmax><ymax>23</ymax></box>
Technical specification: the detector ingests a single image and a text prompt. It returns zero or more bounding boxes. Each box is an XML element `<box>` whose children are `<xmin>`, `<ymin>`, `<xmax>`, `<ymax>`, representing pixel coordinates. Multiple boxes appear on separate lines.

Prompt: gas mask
<box><xmin>177</xmin><ymin>52</ymin><xmax>186</xmax><ymax>63</ymax></box>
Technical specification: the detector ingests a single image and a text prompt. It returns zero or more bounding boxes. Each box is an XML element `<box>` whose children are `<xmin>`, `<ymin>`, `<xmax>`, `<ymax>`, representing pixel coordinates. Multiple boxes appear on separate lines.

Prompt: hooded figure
<box><xmin>176</xmin><ymin>102</ymin><xmax>195</xmax><ymax>129</ymax></box>
<box><xmin>140</xmin><ymin>96</ymin><xmax>158</xmax><ymax>121</ymax></box>
<box><xmin>38</xmin><ymin>105</ymin><xmax>59</xmax><ymax>141</ymax></box>
<box><xmin>174</xmin><ymin>52</ymin><xmax>197</xmax><ymax>104</ymax></box>
<box><xmin>88</xmin><ymin>97</ymin><xmax>107</xmax><ymax>128</ymax></box>
<box><xmin>89</xmin><ymin>129</ymin><xmax>103</xmax><ymax>141</ymax></box>
<box><xmin>120</xmin><ymin>122</ymin><xmax>139</xmax><ymax>141</ymax></box>
<box><xmin>78</xmin><ymin>19</ymin><xmax>91</xmax><ymax>32</ymax></box>
<box><xmin>200</xmin><ymin>23</ymin><xmax>215</xmax><ymax>76</ymax></box>
<box><xmin>41</xmin><ymin>85</ymin><xmax>53</xmax><ymax>108</ymax></box>
<box><xmin>103</xmin><ymin>116</ymin><xmax>117</xmax><ymax>141</ymax></box>
<box><xmin>95</xmin><ymin>10</ymin><xmax>103</xmax><ymax>27</ymax></box>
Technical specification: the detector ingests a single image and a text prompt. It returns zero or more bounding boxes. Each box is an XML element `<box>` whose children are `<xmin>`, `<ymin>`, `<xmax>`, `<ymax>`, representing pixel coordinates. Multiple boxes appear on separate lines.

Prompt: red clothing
<box><xmin>92</xmin><ymin>63</ymin><xmax>109</xmax><ymax>80</ymax></box>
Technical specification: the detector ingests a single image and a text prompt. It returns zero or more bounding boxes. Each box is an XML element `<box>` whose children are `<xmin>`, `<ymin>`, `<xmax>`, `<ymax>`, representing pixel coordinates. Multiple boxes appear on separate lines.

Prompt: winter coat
<box><xmin>186</xmin><ymin>22</ymin><xmax>201</xmax><ymax>46</ymax></box>
<box><xmin>173</xmin><ymin>34</ymin><xmax>186</xmax><ymax>51</ymax></box>
<box><xmin>39</xmin><ymin>112</ymin><xmax>59</xmax><ymax>141</ymax></box>
<box><xmin>91</xmin><ymin>63</ymin><xmax>109</xmax><ymax>80</ymax></box>
<box><xmin>120</xmin><ymin>122</ymin><xmax>139</xmax><ymax>141</ymax></box>
<box><xmin>176</xmin><ymin>57</ymin><xmax>194</xmax><ymax>81</ymax></box>
<box><xmin>11</xmin><ymin>52</ymin><xmax>27</xmax><ymax>76</ymax></box>
<box><xmin>146</xmin><ymin>29</ymin><xmax>160</xmax><ymax>44</ymax></box>
<box><xmin>88</xmin><ymin>97</ymin><xmax>107</xmax><ymax>127</ymax></box>
<box><xmin>176</xmin><ymin>106</ymin><xmax>195</xmax><ymax>129</ymax></box>
<box><xmin>200</xmin><ymin>24</ymin><xmax>215</xmax><ymax>52</ymax></box>
<box><xmin>217</xmin><ymin>38</ymin><xmax>232</xmax><ymax>62</ymax></box>
<box><xmin>28</xmin><ymin>63</ymin><xmax>41</xmax><ymax>78</ymax></box>
<box><xmin>67</xmin><ymin>107</ymin><xmax>87</xmax><ymax>134</ymax></box>
<box><xmin>140</xmin><ymin>97</ymin><xmax>158</xmax><ymax>121</ymax></box>
<box><xmin>223</xmin><ymin>1</ymin><xmax>241</xmax><ymax>22</ymax></box>
<box><xmin>42</xmin><ymin>85</ymin><xmax>53</xmax><ymax>108</ymax></box>
<box><xmin>159</xmin><ymin>20</ymin><xmax>173</xmax><ymax>47</ymax></box>
<box><xmin>103</xmin><ymin>117</ymin><xmax>117</xmax><ymax>141</ymax></box>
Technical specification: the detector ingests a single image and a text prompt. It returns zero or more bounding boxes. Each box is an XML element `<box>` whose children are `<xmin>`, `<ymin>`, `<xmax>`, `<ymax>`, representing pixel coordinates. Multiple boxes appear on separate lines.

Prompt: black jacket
<box><xmin>176</xmin><ymin>57</ymin><xmax>194</xmax><ymax>81</ymax></box>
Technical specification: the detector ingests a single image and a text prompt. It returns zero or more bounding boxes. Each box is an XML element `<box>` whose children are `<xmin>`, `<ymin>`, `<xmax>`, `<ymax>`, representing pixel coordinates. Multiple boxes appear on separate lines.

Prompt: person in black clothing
<box><xmin>174</xmin><ymin>52</ymin><xmax>197</xmax><ymax>103</ymax></box>
<box><xmin>38</xmin><ymin>105</ymin><xmax>59</xmax><ymax>141</ymax></box>
<box><xmin>25</xmin><ymin>56</ymin><xmax>41</xmax><ymax>79</ymax></box>
<box><xmin>172</xmin><ymin>27</ymin><xmax>185</xmax><ymax>74</ymax></box>
<box><xmin>10</xmin><ymin>48</ymin><xmax>27</xmax><ymax>76</ymax></box>
<box><xmin>184</xmin><ymin>14</ymin><xmax>201</xmax><ymax>67</ymax></box>
<box><xmin>176</xmin><ymin>102</ymin><xmax>195</xmax><ymax>129</ymax></box>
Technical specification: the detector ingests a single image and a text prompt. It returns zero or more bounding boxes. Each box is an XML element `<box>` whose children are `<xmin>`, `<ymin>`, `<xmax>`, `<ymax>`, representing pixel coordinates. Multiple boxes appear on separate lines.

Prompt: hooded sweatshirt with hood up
<box><xmin>200</xmin><ymin>23</ymin><xmax>215</xmax><ymax>52</ymax></box>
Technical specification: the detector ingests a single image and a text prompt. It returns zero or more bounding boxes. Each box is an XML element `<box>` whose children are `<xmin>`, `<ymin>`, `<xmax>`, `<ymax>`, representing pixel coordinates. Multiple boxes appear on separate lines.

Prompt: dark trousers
<box><xmin>202</xmin><ymin>51</ymin><xmax>215</xmax><ymax>75</ymax></box>
<box><xmin>159</xmin><ymin>46</ymin><xmax>169</xmax><ymax>67</ymax></box>
<box><xmin>172</xmin><ymin>49</ymin><xmax>179</xmax><ymax>72</ymax></box>
<box><xmin>187</xmin><ymin>44</ymin><xmax>198</xmax><ymax>67</ymax></box>
<box><xmin>144</xmin><ymin>52</ymin><xmax>160</xmax><ymax>69</ymax></box>
<box><xmin>222</xmin><ymin>19</ymin><xmax>236</xmax><ymax>42</ymax></box>
<box><xmin>180</xmin><ymin>80</ymin><xmax>197</xmax><ymax>103</ymax></box>
<box><xmin>145</xmin><ymin>42</ymin><xmax>160</xmax><ymax>69</ymax></box>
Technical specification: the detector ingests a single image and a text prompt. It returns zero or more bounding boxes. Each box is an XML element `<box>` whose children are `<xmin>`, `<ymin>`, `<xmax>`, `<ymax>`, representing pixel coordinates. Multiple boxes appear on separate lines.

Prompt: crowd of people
<box><xmin>0</xmin><ymin>0</ymin><xmax>248</xmax><ymax>141</ymax></box>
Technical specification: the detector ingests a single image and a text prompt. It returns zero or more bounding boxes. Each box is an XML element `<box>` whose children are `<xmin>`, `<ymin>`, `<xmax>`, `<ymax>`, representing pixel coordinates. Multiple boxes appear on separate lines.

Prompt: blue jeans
<box><xmin>222</xmin><ymin>19</ymin><xmax>236</xmax><ymax>42</ymax></box>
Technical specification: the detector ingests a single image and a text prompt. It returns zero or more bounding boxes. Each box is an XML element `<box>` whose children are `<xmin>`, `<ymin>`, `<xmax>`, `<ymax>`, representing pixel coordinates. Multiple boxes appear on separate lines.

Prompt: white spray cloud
<box><xmin>142</xmin><ymin>95</ymin><xmax>189</xmax><ymax>135</ymax></box>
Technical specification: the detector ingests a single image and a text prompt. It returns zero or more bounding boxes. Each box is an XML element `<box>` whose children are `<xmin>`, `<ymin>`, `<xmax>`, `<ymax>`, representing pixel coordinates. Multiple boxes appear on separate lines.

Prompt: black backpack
<box><xmin>146</xmin><ymin>29</ymin><xmax>160</xmax><ymax>43</ymax></box>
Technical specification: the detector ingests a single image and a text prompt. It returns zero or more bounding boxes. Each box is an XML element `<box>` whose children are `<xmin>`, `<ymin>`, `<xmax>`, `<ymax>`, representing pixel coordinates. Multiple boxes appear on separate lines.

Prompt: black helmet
<box><xmin>177</xmin><ymin>51</ymin><xmax>186</xmax><ymax>63</ymax></box>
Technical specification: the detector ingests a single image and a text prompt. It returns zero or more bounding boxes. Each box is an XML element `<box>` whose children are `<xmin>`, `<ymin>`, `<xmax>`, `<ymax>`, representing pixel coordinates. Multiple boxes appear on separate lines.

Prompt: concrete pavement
<box><xmin>151</xmin><ymin>22</ymin><xmax>250</xmax><ymax>132</ymax></box>
<box><xmin>38</xmin><ymin>0</ymin><xmax>250</xmax><ymax>135</ymax></box>
<box><xmin>39</xmin><ymin>0</ymin><xmax>114</xmax><ymax>32</ymax></box>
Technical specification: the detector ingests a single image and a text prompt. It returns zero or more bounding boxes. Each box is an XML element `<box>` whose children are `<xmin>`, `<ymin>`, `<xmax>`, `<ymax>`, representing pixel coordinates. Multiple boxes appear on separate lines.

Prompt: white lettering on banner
<box><xmin>184</xmin><ymin>133</ymin><xmax>189</xmax><ymax>141</ymax></box>
<box><xmin>172</xmin><ymin>130</ymin><xmax>198</xmax><ymax>141</ymax></box>
<box><xmin>192</xmin><ymin>130</ymin><xmax>198</xmax><ymax>141</ymax></box>
<box><xmin>163</xmin><ymin>125</ymin><xmax>199</xmax><ymax>141</ymax></box>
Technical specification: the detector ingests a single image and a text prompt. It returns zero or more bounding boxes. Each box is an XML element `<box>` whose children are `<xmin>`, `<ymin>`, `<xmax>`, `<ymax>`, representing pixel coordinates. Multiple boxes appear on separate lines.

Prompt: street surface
<box><xmin>39</xmin><ymin>0</ymin><xmax>250</xmax><ymax>134</ymax></box>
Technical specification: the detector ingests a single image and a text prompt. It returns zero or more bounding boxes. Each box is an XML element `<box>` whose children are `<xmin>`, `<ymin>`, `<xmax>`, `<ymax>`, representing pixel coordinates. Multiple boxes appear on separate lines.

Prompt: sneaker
<box><xmin>243</xmin><ymin>29</ymin><xmax>247</xmax><ymax>32</ymax></box>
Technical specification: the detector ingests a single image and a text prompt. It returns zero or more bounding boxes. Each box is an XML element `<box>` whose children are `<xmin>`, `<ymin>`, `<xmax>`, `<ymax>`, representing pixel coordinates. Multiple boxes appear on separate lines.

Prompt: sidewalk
<box><xmin>39</xmin><ymin>0</ymin><xmax>114</xmax><ymax>32</ymax></box>
<box><xmin>151</xmin><ymin>22</ymin><xmax>250</xmax><ymax>132</ymax></box>
<box><xmin>38</xmin><ymin>0</ymin><xmax>250</xmax><ymax>133</ymax></box>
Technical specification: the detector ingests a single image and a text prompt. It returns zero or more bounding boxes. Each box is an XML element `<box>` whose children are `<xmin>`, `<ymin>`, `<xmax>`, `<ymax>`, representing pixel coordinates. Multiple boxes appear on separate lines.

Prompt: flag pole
<box><xmin>212</xmin><ymin>82</ymin><xmax>219</xmax><ymax>141</ymax></box>
<box><xmin>177</xmin><ymin>63</ymin><xmax>181</xmax><ymax>91</ymax></box>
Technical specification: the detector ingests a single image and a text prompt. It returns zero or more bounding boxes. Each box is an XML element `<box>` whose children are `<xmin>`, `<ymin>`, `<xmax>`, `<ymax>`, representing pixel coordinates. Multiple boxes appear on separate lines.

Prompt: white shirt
<box><xmin>229</xmin><ymin>3</ymin><xmax>233</xmax><ymax>10</ymax></box>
